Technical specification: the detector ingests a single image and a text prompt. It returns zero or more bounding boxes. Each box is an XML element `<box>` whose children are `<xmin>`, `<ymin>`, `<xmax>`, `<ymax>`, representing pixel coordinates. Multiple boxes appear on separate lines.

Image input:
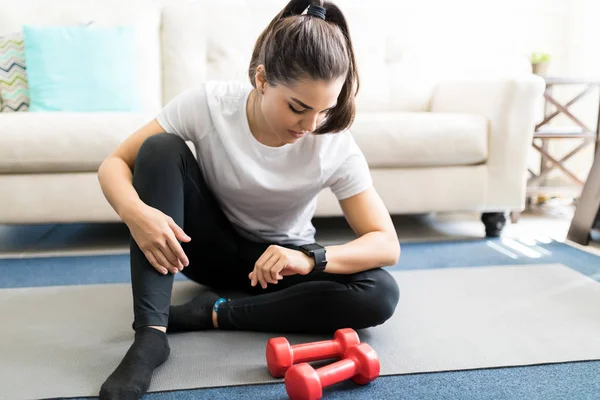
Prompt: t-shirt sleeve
<box><xmin>155</xmin><ymin>84</ymin><xmax>212</xmax><ymax>142</ymax></box>
<box><xmin>323</xmin><ymin>131</ymin><xmax>373</xmax><ymax>200</ymax></box>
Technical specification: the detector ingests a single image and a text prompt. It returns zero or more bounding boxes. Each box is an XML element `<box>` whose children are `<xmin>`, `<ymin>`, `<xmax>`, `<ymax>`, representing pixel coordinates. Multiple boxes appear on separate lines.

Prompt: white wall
<box><xmin>551</xmin><ymin>0</ymin><xmax>600</xmax><ymax>188</ymax></box>
<box><xmin>375</xmin><ymin>0</ymin><xmax>597</xmax><ymax>190</ymax></box>
<box><xmin>380</xmin><ymin>0</ymin><xmax>567</xmax><ymax>58</ymax></box>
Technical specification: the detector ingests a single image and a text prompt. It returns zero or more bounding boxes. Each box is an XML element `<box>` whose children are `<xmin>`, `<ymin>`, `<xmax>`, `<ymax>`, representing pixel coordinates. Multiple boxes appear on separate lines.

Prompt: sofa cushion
<box><xmin>350</xmin><ymin>112</ymin><xmax>489</xmax><ymax>168</ymax></box>
<box><xmin>0</xmin><ymin>112</ymin><xmax>154</xmax><ymax>173</ymax></box>
<box><xmin>0</xmin><ymin>111</ymin><xmax>488</xmax><ymax>174</ymax></box>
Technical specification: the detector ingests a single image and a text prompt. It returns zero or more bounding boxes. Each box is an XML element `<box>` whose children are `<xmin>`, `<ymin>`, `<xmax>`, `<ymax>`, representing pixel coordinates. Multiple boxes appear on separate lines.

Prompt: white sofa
<box><xmin>0</xmin><ymin>0</ymin><xmax>545</xmax><ymax>236</ymax></box>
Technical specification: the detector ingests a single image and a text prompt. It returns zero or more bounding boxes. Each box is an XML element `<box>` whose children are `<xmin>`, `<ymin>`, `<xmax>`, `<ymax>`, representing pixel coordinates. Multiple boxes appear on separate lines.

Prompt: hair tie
<box><xmin>307</xmin><ymin>4</ymin><xmax>326</xmax><ymax>20</ymax></box>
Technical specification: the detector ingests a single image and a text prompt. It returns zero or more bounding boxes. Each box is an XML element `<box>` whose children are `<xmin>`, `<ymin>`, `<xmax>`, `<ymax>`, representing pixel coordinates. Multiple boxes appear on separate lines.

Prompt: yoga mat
<box><xmin>2</xmin><ymin>264</ymin><xmax>600</xmax><ymax>399</ymax></box>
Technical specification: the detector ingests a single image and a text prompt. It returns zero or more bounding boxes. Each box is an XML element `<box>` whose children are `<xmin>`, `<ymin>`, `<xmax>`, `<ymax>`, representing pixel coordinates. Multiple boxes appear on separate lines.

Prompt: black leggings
<box><xmin>130</xmin><ymin>133</ymin><xmax>400</xmax><ymax>334</ymax></box>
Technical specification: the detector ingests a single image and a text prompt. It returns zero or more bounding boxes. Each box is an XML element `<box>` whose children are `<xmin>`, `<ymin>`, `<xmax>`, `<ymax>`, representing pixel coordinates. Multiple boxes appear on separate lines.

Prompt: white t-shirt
<box><xmin>156</xmin><ymin>80</ymin><xmax>372</xmax><ymax>245</ymax></box>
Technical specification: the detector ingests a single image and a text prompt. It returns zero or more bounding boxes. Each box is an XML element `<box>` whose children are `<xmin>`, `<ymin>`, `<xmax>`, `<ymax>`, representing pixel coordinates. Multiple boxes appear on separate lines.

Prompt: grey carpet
<box><xmin>2</xmin><ymin>264</ymin><xmax>600</xmax><ymax>399</ymax></box>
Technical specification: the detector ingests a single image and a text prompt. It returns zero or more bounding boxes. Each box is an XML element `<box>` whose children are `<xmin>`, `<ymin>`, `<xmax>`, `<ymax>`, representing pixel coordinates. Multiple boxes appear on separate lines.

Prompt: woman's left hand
<box><xmin>249</xmin><ymin>245</ymin><xmax>315</xmax><ymax>289</ymax></box>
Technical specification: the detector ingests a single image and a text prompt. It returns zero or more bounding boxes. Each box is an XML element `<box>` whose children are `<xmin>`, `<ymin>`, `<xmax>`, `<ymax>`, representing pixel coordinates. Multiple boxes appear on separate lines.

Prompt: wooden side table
<box><xmin>567</xmin><ymin>145</ymin><xmax>600</xmax><ymax>245</ymax></box>
<box><xmin>527</xmin><ymin>77</ymin><xmax>600</xmax><ymax>198</ymax></box>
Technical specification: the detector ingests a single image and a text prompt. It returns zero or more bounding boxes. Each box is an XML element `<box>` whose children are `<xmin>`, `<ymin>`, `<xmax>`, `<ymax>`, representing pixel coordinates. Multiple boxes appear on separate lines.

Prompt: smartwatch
<box><xmin>299</xmin><ymin>243</ymin><xmax>327</xmax><ymax>274</ymax></box>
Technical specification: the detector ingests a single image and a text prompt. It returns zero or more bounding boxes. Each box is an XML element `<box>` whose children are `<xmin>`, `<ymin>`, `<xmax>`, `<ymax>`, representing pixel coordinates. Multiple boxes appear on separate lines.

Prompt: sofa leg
<box><xmin>510</xmin><ymin>211</ymin><xmax>521</xmax><ymax>224</ymax></box>
<box><xmin>481</xmin><ymin>212</ymin><xmax>507</xmax><ymax>237</ymax></box>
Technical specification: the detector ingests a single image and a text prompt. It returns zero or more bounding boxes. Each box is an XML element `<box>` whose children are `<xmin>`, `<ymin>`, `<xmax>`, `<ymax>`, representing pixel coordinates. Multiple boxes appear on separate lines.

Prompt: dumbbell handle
<box><xmin>292</xmin><ymin>340</ymin><xmax>344</xmax><ymax>363</ymax></box>
<box><xmin>315</xmin><ymin>357</ymin><xmax>357</xmax><ymax>388</ymax></box>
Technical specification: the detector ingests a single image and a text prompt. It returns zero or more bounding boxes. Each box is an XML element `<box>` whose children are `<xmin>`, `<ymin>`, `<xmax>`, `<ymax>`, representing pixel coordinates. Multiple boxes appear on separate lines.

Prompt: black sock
<box><xmin>99</xmin><ymin>327</ymin><xmax>170</xmax><ymax>400</ymax></box>
<box><xmin>168</xmin><ymin>291</ymin><xmax>221</xmax><ymax>332</ymax></box>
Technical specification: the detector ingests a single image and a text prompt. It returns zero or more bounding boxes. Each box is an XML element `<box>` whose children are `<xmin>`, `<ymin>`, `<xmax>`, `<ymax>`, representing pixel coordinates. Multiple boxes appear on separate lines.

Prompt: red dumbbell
<box><xmin>266</xmin><ymin>328</ymin><xmax>360</xmax><ymax>378</ymax></box>
<box><xmin>284</xmin><ymin>342</ymin><xmax>380</xmax><ymax>400</ymax></box>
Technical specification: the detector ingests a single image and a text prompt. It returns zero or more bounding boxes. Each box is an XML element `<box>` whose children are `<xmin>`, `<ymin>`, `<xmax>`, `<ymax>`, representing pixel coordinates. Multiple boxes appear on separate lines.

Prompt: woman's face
<box><xmin>255</xmin><ymin>68</ymin><xmax>345</xmax><ymax>147</ymax></box>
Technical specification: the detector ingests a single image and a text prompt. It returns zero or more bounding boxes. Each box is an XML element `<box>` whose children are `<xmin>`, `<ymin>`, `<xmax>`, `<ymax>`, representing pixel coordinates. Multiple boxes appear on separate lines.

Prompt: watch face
<box><xmin>302</xmin><ymin>243</ymin><xmax>324</xmax><ymax>251</ymax></box>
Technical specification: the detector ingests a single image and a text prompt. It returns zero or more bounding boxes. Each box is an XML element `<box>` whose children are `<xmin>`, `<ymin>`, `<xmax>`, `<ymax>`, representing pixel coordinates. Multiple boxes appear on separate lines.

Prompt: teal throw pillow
<box><xmin>22</xmin><ymin>25</ymin><xmax>140</xmax><ymax>112</ymax></box>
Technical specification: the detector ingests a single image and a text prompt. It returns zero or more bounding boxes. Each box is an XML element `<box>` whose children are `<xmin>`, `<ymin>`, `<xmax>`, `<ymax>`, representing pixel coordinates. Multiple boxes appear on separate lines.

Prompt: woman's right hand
<box><xmin>123</xmin><ymin>203</ymin><xmax>191</xmax><ymax>275</ymax></box>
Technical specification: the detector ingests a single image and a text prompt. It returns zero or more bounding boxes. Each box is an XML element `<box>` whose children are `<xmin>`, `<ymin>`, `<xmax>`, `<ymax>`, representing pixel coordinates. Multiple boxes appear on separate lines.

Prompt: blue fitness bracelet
<box><xmin>213</xmin><ymin>298</ymin><xmax>227</xmax><ymax>313</ymax></box>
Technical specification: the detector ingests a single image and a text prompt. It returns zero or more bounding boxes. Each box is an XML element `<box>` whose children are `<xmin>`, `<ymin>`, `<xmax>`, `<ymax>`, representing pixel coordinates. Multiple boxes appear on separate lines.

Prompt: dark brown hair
<box><xmin>248</xmin><ymin>0</ymin><xmax>359</xmax><ymax>134</ymax></box>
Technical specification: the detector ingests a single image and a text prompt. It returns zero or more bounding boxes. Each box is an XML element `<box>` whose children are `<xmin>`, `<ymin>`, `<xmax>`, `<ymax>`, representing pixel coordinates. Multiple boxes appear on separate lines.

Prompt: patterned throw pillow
<box><xmin>0</xmin><ymin>32</ymin><xmax>29</xmax><ymax>112</ymax></box>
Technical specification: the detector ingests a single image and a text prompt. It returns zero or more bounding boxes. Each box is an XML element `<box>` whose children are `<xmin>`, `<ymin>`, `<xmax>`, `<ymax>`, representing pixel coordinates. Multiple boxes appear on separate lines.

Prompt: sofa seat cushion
<box><xmin>0</xmin><ymin>111</ymin><xmax>489</xmax><ymax>174</ymax></box>
<box><xmin>0</xmin><ymin>112</ymin><xmax>154</xmax><ymax>173</ymax></box>
<box><xmin>350</xmin><ymin>112</ymin><xmax>489</xmax><ymax>168</ymax></box>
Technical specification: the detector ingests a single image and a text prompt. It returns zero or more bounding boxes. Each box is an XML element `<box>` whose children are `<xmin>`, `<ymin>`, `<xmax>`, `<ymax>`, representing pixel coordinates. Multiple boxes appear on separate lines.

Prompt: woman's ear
<box><xmin>255</xmin><ymin>64</ymin><xmax>267</xmax><ymax>94</ymax></box>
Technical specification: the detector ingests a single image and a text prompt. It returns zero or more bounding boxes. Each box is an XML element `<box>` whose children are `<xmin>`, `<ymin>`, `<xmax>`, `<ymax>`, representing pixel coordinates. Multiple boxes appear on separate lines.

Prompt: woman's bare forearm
<box><xmin>97</xmin><ymin>156</ymin><xmax>144</xmax><ymax>222</ymax></box>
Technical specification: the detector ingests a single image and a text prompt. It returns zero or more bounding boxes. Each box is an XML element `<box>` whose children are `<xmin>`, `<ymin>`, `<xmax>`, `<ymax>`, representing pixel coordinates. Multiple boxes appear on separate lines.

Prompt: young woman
<box><xmin>97</xmin><ymin>1</ymin><xmax>400</xmax><ymax>398</ymax></box>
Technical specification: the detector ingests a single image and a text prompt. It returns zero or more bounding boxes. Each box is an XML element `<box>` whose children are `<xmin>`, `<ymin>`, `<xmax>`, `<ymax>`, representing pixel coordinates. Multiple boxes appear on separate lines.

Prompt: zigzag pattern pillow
<box><xmin>0</xmin><ymin>32</ymin><xmax>29</xmax><ymax>112</ymax></box>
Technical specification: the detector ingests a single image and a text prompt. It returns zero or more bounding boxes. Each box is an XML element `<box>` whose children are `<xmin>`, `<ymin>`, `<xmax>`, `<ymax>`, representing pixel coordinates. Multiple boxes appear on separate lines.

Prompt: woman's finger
<box><xmin>157</xmin><ymin>237</ymin><xmax>182</xmax><ymax>270</ymax></box>
<box><xmin>264</xmin><ymin>256</ymin><xmax>285</xmax><ymax>284</ymax></box>
<box><xmin>250</xmin><ymin>270</ymin><xmax>258</xmax><ymax>287</ymax></box>
<box><xmin>255</xmin><ymin>265</ymin><xmax>266</xmax><ymax>289</ymax></box>
<box><xmin>256</xmin><ymin>253</ymin><xmax>277</xmax><ymax>288</ymax></box>
<box><xmin>255</xmin><ymin>246</ymin><xmax>274</xmax><ymax>270</ymax></box>
<box><xmin>254</xmin><ymin>251</ymin><xmax>275</xmax><ymax>288</ymax></box>
<box><xmin>161</xmin><ymin>247</ymin><xmax>182</xmax><ymax>271</ymax></box>
<box><xmin>269</xmin><ymin>258</ymin><xmax>286</xmax><ymax>283</ymax></box>
<box><xmin>145</xmin><ymin>250</ymin><xmax>168</xmax><ymax>275</ymax></box>
<box><xmin>261</xmin><ymin>255</ymin><xmax>280</xmax><ymax>284</ymax></box>
<box><xmin>166</xmin><ymin>235</ymin><xmax>188</xmax><ymax>269</ymax></box>
<box><xmin>152</xmin><ymin>249</ymin><xmax>178</xmax><ymax>274</ymax></box>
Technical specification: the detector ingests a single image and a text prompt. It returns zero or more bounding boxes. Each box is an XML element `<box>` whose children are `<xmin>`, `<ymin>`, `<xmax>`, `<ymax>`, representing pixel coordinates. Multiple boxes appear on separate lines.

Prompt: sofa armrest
<box><xmin>430</xmin><ymin>75</ymin><xmax>546</xmax><ymax>210</ymax></box>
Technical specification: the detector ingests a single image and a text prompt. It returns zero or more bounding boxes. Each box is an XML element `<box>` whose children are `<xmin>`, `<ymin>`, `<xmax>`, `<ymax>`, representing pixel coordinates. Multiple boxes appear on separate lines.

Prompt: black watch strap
<box><xmin>299</xmin><ymin>243</ymin><xmax>327</xmax><ymax>274</ymax></box>
<box><xmin>311</xmin><ymin>248</ymin><xmax>327</xmax><ymax>274</ymax></box>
